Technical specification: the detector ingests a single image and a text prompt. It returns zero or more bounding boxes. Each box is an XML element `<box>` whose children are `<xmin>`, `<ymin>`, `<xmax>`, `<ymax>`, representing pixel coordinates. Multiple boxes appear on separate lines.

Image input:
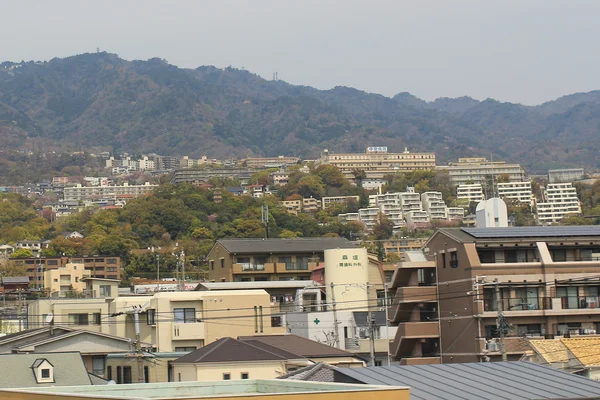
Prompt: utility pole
<box><xmin>180</xmin><ymin>250</ymin><xmax>186</xmax><ymax>291</ymax></box>
<box><xmin>111</xmin><ymin>305</ymin><xmax>147</xmax><ymax>383</ymax></box>
<box><xmin>383</xmin><ymin>282</ymin><xmax>391</xmax><ymax>365</ymax></box>
<box><xmin>495</xmin><ymin>283</ymin><xmax>507</xmax><ymax>362</ymax></box>
<box><xmin>262</xmin><ymin>205</ymin><xmax>269</xmax><ymax>239</ymax></box>
<box><xmin>330</xmin><ymin>282</ymin><xmax>340</xmax><ymax>349</ymax></box>
<box><xmin>366</xmin><ymin>282</ymin><xmax>376</xmax><ymax>366</ymax></box>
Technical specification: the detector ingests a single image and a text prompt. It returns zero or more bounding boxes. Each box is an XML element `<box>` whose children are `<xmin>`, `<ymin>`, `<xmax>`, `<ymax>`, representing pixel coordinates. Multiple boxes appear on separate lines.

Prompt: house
<box><xmin>330</xmin><ymin>362</ymin><xmax>600</xmax><ymax>400</ymax></box>
<box><xmin>60</xmin><ymin>231</ymin><xmax>84</xmax><ymax>239</ymax></box>
<box><xmin>0</xmin><ymin>352</ymin><xmax>105</xmax><ymax>388</ymax></box>
<box><xmin>0</xmin><ymin>326</ymin><xmax>150</xmax><ymax>379</ymax></box>
<box><xmin>526</xmin><ymin>337</ymin><xmax>600</xmax><ymax>380</ymax></box>
<box><xmin>237</xmin><ymin>335</ymin><xmax>365</xmax><ymax>367</ymax></box>
<box><xmin>1</xmin><ymin>276</ymin><xmax>30</xmax><ymax>292</ymax></box>
<box><xmin>207</xmin><ymin>237</ymin><xmax>358</xmax><ymax>282</ymax></box>
<box><xmin>0</xmin><ymin>244</ymin><xmax>14</xmax><ymax>255</ymax></box>
<box><xmin>106</xmin><ymin>351</ymin><xmax>188</xmax><ymax>384</ymax></box>
<box><xmin>28</xmin><ymin>298</ymin><xmax>111</xmax><ymax>334</ymax></box>
<box><xmin>44</xmin><ymin>262</ymin><xmax>91</xmax><ymax>297</ymax></box>
<box><xmin>170</xmin><ymin>337</ymin><xmax>309</xmax><ymax>382</ymax></box>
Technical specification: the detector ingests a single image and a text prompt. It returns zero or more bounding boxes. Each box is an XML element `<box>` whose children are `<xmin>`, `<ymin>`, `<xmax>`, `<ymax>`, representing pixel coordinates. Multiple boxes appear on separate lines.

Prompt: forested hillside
<box><xmin>1</xmin><ymin>53</ymin><xmax>600</xmax><ymax>173</ymax></box>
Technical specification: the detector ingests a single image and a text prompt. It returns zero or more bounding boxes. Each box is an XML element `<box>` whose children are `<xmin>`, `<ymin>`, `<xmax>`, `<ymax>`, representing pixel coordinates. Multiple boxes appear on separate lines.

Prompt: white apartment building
<box><xmin>358</xmin><ymin>208</ymin><xmax>380</xmax><ymax>230</ymax></box>
<box><xmin>137</xmin><ymin>156</ymin><xmax>155</xmax><ymax>171</ymax></box>
<box><xmin>421</xmin><ymin>192</ymin><xmax>448</xmax><ymax>220</ymax></box>
<box><xmin>399</xmin><ymin>190</ymin><xmax>423</xmax><ymax>214</ymax></box>
<box><xmin>379</xmin><ymin>204</ymin><xmax>404</xmax><ymax>227</ymax></box>
<box><xmin>457</xmin><ymin>184</ymin><xmax>485</xmax><ymax>203</ymax></box>
<box><xmin>496</xmin><ymin>181</ymin><xmax>534</xmax><ymax>206</ymax></box>
<box><xmin>63</xmin><ymin>182</ymin><xmax>158</xmax><ymax>201</ymax></box>
<box><xmin>321</xmin><ymin>196</ymin><xmax>360</xmax><ymax>210</ymax></box>
<box><xmin>448</xmin><ymin>207</ymin><xmax>465</xmax><ymax>220</ymax></box>
<box><xmin>536</xmin><ymin>183</ymin><xmax>582</xmax><ymax>224</ymax></box>
<box><xmin>338</xmin><ymin>213</ymin><xmax>360</xmax><ymax>223</ymax></box>
<box><xmin>405</xmin><ymin>210</ymin><xmax>429</xmax><ymax>227</ymax></box>
<box><xmin>443</xmin><ymin>157</ymin><xmax>525</xmax><ymax>186</ymax></box>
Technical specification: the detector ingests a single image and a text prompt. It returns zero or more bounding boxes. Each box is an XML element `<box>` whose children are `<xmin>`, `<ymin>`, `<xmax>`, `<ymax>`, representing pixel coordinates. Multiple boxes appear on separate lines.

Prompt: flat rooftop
<box><xmin>1</xmin><ymin>379</ymin><xmax>408</xmax><ymax>400</ymax></box>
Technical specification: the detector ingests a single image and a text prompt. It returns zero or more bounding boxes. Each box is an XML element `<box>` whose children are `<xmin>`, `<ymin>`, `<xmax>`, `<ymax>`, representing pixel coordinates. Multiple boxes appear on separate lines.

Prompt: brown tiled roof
<box><xmin>238</xmin><ymin>334</ymin><xmax>355</xmax><ymax>358</ymax></box>
<box><xmin>171</xmin><ymin>337</ymin><xmax>303</xmax><ymax>364</ymax></box>
<box><xmin>563</xmin><ymin>338</ymin><xmax>600</xmax><ymax>366</ymax></box>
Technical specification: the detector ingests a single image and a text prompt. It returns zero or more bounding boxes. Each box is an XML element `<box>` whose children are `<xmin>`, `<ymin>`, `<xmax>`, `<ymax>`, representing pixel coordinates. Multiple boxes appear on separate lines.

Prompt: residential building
<box><xmin>456</xmin><ymin>183</ymin><xmax>485</xmax><ymax>202</ymax></box>
<box><xmin>137</xmin><ymin>156</ymin><xmax>155</xmax><ymax>171</ymax></box>
<box><xmin>109</xmin><ymin>290</ymin><xmax>286</xmax><ymax>352</ymax></box>
<box><xmin>447</xmin><ymin>207</ymin><xmax>465</xmax><ymax>221</ymax></box>
<box><xmin>321</xmin><ymin>196</ymin><xmax>360</xmax><ymax>210</ymax></box>
<box><xmin>240</xmin><ymin>156</ymin><xmax>300</xmax><ymax>168</ymax></box>
<box><xmin>497</xmin><ymin>181</ymin><xmax>534</xmax><ymax>206</ymax></box>
<box><xmin>0</xmin><ymin>352</ymin><xmax>105</xmax><ymax>388</ymax></box>
<box><xmin>527</xmin><ymin>337</ymin><xmax>600</xmax><ymax>380</ymax></box>
<box><xmin>281</xmin><ymin>199</ymin><xmax>302</xmax><ymax>215</ymax></box>
<box><xmin>0</xmin><ymin>380</ymin><xmax>409</xmax><ymax>400</ymax></box>
<box><xmin>63</xmin><ymin>182</ymin><xmax>157</xmax><ymax>201</ymax></box>
<box><xmin>44</xmin><ymin>262</ymin><xmax>91</xmax><ymax>297</ymax></box>
<box><xmin>549</xmin><ymin>168</ymin><xmax>585</xmax><ymax>184</ymax></box>
<box><xmin>404</xmin><ymin>210</ymin><xmax>429</xmax><ymax>228</ymax></box>
<box><xmin>207</xmin><ymin>238</ymin><xmax>357</xmax><ymax>282</ymax></box>
<box><xmin>338</xmin><ymin>213</ymin><xmax>360</xmax><ymax>224</ymax></box>
<box><xmin>397</xmin><ymin>226</ymin><xmax>600</xmax><ymax>364</ymax></box>
<box><xmin>329</xmin><ymin>362</ymin><xmax>600</xmax><ymax>400</ymax></box>
<box><xmin>170</xmin><ymin>168</ymin><xmax>258</xmax><ymax>185</ymax></box>
<box><xmin>238</xmin><ymin>335</ymin><xmax>365</xmax><ymax>367</ymax></box>
<box><xmin>475</xmin><ymin>197</ymin><xmax>508</xmax><ymax>228</ymax></box>
<box><xmin>381</xmin><ymin>238</ymin><xmax>426</xmax><ymax>262</ymax></box>
<box><xmin>9</xmin><ymin>256</ymin><xmax>122</xmax><ymax>286</ymax></box>
<box><xmin>179</xmin><ymin>156</ymin><xmax>197</xmax><ymax>168</ymax></box>
<box><xmin>357</xmin><ymin>208</ymin><xmax>380</xmax><ymax>230</ymax></box>
<box><xmin>537</xmin><ymin>183</ymin><xmax>582</xmax><ymax>223</ymax></box>
<box><xmin>170</xmin><ymin>337</ymin><xmax>309</xmax><ymax>382</ymax></box>
<box><xmin>443</xmin><ymin>157</ymin><xmax>525</xmax><ymax>186</ymax></box>
<box><xmin>318</xmin><ymin>147</ymin><xmax>436</xmax><ymax>183</ymax></box>
<box><xmin>153</xmin><ymin>155</ymin><xmax>180</xmax><ymax>171</ymax></box>
<box><xmin>105</xmin><ymin>351</ymin><xmax>186</xmax><ymax>384</ymax></box>
<box><xmin>421</xmin><ymin>192</ymin><xmax>447</xmax><ymax>220</ymax></box>
<box><xmin>302</xmin><ymin>197</ymin><xmax>320</xmax><ymax>213</ymax></box>
<box><xmin>270</xmin><ymin>170</ymin><xmax>289</xmax><ymax>186</ymax></box>
<box><xmin>28</xmin><ymin>298</ymin><xmax>110</xmax><ymax>333</ymax></box>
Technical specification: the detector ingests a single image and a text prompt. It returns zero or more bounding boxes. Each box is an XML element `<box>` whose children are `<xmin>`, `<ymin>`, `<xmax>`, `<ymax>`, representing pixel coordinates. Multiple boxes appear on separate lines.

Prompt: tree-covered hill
<box><xmin>1</xmin><ymin>52</ymin><xmax>600</xmax><ymax>172</ymax></box>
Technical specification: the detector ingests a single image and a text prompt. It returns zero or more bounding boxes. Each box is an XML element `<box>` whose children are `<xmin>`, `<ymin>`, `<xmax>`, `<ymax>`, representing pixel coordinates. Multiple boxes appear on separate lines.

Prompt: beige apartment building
<box><xmin>207</xmin><ymin>238</ymin><xmax>358</xmax><ymax>283</ymax></box>
<box><xmin>321</xmin><ymin>195</ymin><xmax>360</xmax><ymax>210</ymax></box>
<box><xmin>389</xmin><ymin>226</ymin><xmax>600</xmax><ymax>365</ymax></box>
<box><xmin>319</xmin><ymin>147</ymin><xmax>436</xmax><ymax>183</ymax></box>
<box><xmin>537</xmin><ymin>182</ymin><xmax>582</xmax><ymax>223</ymax></box>
<box><xmin>44</xmin><ymin>263</ymin><xmax>90</xmax><ymax>296</ymax></box>
<box><xmin>63</xmin><ymin>182</ymin><xmax>157</xmax><ymax>201</ymax></box>
<box><xmin>240</xmin><ymin>156</ymin><xmax>299</xmax><ymax>168</ymax></box>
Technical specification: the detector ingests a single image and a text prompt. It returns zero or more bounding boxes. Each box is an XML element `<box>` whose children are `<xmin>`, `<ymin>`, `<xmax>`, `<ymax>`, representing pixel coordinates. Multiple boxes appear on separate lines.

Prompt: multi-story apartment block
<box><xmin>153</xmin><ymin>155</ymin><xmax>180</xmax><ymax>171</ymax></box>
<box><xmin>404</xmin><ymin>210</ymin><xmax>429</xmax><ymax>228</ymax></box>
<box><xmin>170</xmin><ymin>168</ymin><xmax>257</xmax><ymax>185</ymax></box>
<box><xmin>548</xmin><ymin>168</ymin><xmax>584</xmax><ymax>184</ymax></box>
<box><xmin>389</xmin><ymin>226</ymin><xmax>600</xmax><ymax>365</ymax></box>
<box><xmin>536</xmin><ymin>183</ymin><xmax>581</xmax><ymax>223</ymax></box>
<box><xmin>421</xmin><ymin>192</ymin><xmax>448</xmax><ymax>220</ymax></box>
<box><xmin>399</xmin><ymin>189</ymin><xmax>423</xmax><ymax>214</ymax></box>
<box><xmin>137</xmin><ymin>156</ymin><xmax>155</xmax><ymax>171</ymax></box>
<box><xmin>207</xmin><ymin>238</ymin><xmax>357</xmax><ymax>282</ymax></box>
<box><xmin>358</xmin><ymin>208</ymin><xmax>381</xmax><ymax>230</ymax></box>
<box><xmin>270</xmin><ymin>171</ymin><xmax>289</xmax><ymax>186</ymax></box>
<box><xmin>321</xmin><ymin>196</ymin><xmax>360</xmax><ymax>210</ymax></box>
<box><xmin>456</xmin><ymin>183</ymin><xmax>485</xmax><ymax>203</ymax></box>
<box><xmin>380</xmin><ymin>204</ymin><xmax>404</xmax><ymax>228</ymax></box>
<box><xmin>318</xmin><ymin>147</ymin><xmax>436</xmax><ymax>183</ymax></box>
<box><xmin>63</xmin><ymin>182</ymin><xmax>157</xmax><ymax>201</ymax></box>
<box><xmin>496</xmin><ymin>181</ymin><xmax>534</xmax><ymax>206</ymax></box>
<box><xmin>382</xmin><ymin>238</ymin><xmax>426</xmax><ymax>262</ymax></box>
<box><xmin>302</xmin><ymin>197</ymin><xmax>320</xmax><ymax>213</ymax></box>
<box><xmin>9</xmin><ymin>256</ymin><xmax>122</xmax><ymax>286</ymax></box>
<box><xmin>281</xmin><ymin>200</ymin><xmax>302</xmax><ymax>215</ymax></box>
<box><xmin>447</xmin><ymin>207</ymin><xmax>466</xmax><ymax>221</ymax></box>
<box><xmin>444</xmin><ymin>158</ymin><xmax>525</xmax><ymax>186</ymax></box>
<box><xmin>240</xmin><ymin>156</ymin><xmax>299</xmax><ymax>168</ymax></box>
<box><xmin>338</xmin><ymin>213</ymin><xmax>360</xmax><ymax>223</ymax></box>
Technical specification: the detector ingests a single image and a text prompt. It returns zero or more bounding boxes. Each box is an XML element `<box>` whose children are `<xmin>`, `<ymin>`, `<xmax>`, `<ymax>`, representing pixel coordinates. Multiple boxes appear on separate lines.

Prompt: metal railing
<box><xmin>559</xmin><ymin>296</ymin><xmax>600</xmax><ymax>310</ymax></box>
<box><xmin>551</xmin><ymin>256</ymin><xmax>600</xmax><ymax>262</ymax></box>
<box><xmin>284</xmin><ymin>262</ymin><xmax>309</xmax><ymax>271</ymax></box>
<box><xmin>484</xmin><ymin>297</ymin><xmax>552</xmax><ymax>311</ymax></box>
<box><xmin>240</xmin><ymin>263</ymin><xmax>265</xmax><ymax>271</ymax></box>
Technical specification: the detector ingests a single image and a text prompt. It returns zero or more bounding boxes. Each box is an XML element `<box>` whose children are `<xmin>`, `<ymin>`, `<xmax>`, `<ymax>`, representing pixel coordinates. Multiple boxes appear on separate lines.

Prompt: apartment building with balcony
<box><xmin>321</xmin><ymin>196</ymin><xmax>360</xmax><ymax>210</ymax></box>
<box><xmin>443</xmin><ymin>157</ymin><xmax>525</xmax><ymax>186</ymax></box>
<box><xmin>382</xmin><ymin>238</ymin><xmax>426</xmax><ymax>262</ymax></box>
<box><xmin>9</xmin><ymin>256</ymin><xmax>122</xmax><ymax>287</ymax></box>
<box><xmin>496</xmin><ymin>181</ymin><xmax>534</xmax><ymax>206</ymax></box>
<box><xmin>399</xmin><ymin>226</ymin><xmax>600</xmax><ymax>364</ymax></box>
<box><xmin>240</xmin><ymin>156</ymin><xmax>300</xmax><ymax>168</ymax></box>
<box><xmin>358</xmin><ymin>208</ymin><xmax>380</xmax><ymax>230</ymax></box>
<box><xmin>548</xmin><ymin>168</ymin><xmax>585</xmax><ymax>184</ymax></box>
<box><xmin>44</xmin><ymin>262</ymin><xmax>91</xmax><ymax>297</ymax></box>
<box><xmin>456</xmin><ymin>184</ymin><xmax>485</xmax><ymax>203</ymax></box>
<box><xmin>63</xmin><ymin>182</ymin><xmax>157</xmax><ymax>201</ymax></box>
<box><xmin>537</xmin><ymin>183</ymin><xmax>582</xmax><ymax>223</ymax></box>
<box><xmin>421</xmin><ymin>192</ymin><xmax>448</xmax><ymax>220</ymax></box>
<box><xmin>318</xmin><ymin>147</ymin><xmax>436</xmax><ymax>183</ymax></box>
<box><xmin>207</xmin><ymin>238</ymin><xmax>358</xmax><ymax>283</ymax></box>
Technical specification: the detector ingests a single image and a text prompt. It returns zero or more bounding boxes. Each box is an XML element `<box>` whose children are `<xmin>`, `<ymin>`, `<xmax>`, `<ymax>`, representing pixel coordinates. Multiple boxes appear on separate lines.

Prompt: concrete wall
<box><xmin>325</xmin><ymin>248</ymin><xmax>370</xmax><ymax>311</ymax></box>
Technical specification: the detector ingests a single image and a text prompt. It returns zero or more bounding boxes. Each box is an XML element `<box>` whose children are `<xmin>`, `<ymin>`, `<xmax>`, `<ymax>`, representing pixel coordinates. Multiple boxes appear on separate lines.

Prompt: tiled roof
<box><xmin>277</xmin><ymin>362</ymin><xmax>336</xmax><ymax>382</ymax></box>
<box><xmin>563</xmin><ymin>338</ymin><xmax>600</xmax><ymax>366</ymax></box>
<box><xmin>529</xmin><ymin>339</ymin><xmax>571</xmax><ymax>363</ymax></box>
<box><xmin>238</xmin><ymin>334</ymin><xmax>355</xmax><ymax>358</ymax></box>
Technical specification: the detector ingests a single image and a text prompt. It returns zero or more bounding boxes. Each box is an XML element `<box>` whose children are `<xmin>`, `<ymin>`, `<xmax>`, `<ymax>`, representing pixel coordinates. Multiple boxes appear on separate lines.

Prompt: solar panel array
<box><xmin>462</xmin><ymin>226</ymin><xmax>600</xmax><ymax>239</ymax></box>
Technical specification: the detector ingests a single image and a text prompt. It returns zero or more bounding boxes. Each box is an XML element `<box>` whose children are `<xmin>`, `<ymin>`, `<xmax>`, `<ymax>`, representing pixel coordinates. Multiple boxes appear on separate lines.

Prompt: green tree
<box><xmin>9</xmin><ymin>248</ymin><xmax>34</xmax><ymax>259</ymax></box>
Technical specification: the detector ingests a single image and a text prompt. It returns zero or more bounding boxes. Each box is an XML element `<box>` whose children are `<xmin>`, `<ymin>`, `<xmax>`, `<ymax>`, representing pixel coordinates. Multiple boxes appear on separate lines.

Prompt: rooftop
<box><xmin>216</xmin><ymin>237</ymin><xmax>358</xmax><ymax>254</ymax></box>
<box><xmin>1</xmin><ymin>379</ymin><xmax>407</xmax><ymax>399</ymax></box>
<box><xmin>195</xmin><ymin>280</ymin><xmax>320</xmax><ymax>291</ymax></box>
<box><xmin>237</xmin><ymin>334</ymin><xmax>357</xmax><ymax>358</ymax></box>
<box><xmin>433</xmin><ymin>226</ymin><xmax>600</xmax><ymax>243</ymax></box>
<box><xmin>335</xmin><ymin>361</ymin><xmax>600</xmax><ymax>400</ymax></box>
<box><xmin>531</xmin><ymin>337</ymin><xmax>600</xmax><ymax>367</ymax></box>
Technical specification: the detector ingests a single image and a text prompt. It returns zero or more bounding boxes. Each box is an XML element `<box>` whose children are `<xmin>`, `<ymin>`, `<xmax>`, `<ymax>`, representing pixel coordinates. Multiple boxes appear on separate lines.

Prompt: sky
<box><xmin>2</xmin><ymin>0</ymin><xmax>600</xmax><ymax>105</ymax></box>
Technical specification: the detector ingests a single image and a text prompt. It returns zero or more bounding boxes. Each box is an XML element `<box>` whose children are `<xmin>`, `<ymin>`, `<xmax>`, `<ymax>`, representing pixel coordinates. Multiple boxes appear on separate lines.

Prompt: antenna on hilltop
<box><xmin>96</xmin><ymin>47</ymin><xmax>100</xmax><ymax>53</ymax></box>
<box><xmin>272</xmin><ymin>72</ymin><xmax>278</xmax><ymax>81</ymax></box>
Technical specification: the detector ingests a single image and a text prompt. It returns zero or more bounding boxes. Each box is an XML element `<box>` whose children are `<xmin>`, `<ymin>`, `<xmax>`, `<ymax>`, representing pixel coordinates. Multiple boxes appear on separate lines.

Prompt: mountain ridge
<box><xmin>1</xmin><ymin>52</ymin><xmax>599</xmax><ymax>173</ymax></box>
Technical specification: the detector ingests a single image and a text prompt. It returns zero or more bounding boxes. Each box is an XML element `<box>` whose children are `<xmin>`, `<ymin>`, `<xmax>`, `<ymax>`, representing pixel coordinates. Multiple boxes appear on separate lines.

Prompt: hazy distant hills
<box><xmin>1</xmin><ymin>52</ymin><xmax>599</xmax><ymax>173</ymax></box>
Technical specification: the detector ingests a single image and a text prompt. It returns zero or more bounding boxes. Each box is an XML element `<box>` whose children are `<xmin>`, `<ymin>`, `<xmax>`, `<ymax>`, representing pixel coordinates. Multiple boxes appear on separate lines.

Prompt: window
<box><xmin>174</xmin><ymin>347</ymin><xmax>196</xmax><ymax>352</ymax></box>
<box><xmin>174</xmin><ymin>308</ymin><xmax>196</xmax><ymax>323</ymax></box>
<box><xmin>271</xmin><ymin>316</ymin><xmax>282</xmax><ymax>327</ymax></box>
<box><xmin>144</xmin><ymin>366</ymin><xmax>149</xmax><ymax>383</ymax></box>
<box><xmin>241</xmin><ymin>372</ymin><xmax>249</xmax><ymax>380</ymax></box>
<box><xmin>107</xmin><ymin>366</ymin><xmax>112</xmax><ymax>381</ymax></box>
<box><xmin>106</xmin><ymin>258</ymin><xmax>117</xmax><ymax>264</ymax></box>
<box><xmin>68</xmin><ymin>313</ymin><xmax>89</xmax><ymax>325</ymax></box>
<box><xmin>116</xmin><ymin>366</ymin><xmax>122</xmax><ymax>384</ymax></box>
<box><xmin>210</xmin><ymin>260</ymin><xmax>215</xmax><ymax>270</ymax></box>
<box><xmin>220</xmin><ymin>259</ymin><xmax>225</xmax><ymax>268</ymax></box>
<box><xmin>223</xmin><ymin>373</ymin><xmax>231</xmax><ymax>380</ymax></box>
<box><xmin>47</xmin><ymin>260</ymin><xmax>58</xmax><ymax>266</ymax></box>
<box><xmin>147</xmin><ymin>309</ymin><xmax>156</xmax><ymax>325</ymax></box>
<box><xmin>123</xmin><ymin>366</ymin><xmax>132</xmax><ymax>384</ymax></box>
<box><xmin>92</xmin><ymin>356</ymin><xmax>105</xmax><ymax>375</ymax></box>
<box><xmin>41</xmin><ymin>369</ymin><xmax>50</xmax><ymax>378</ymax></box>
<box><xmin>99</xmin><ymin>285</ymin><xmax>111</xmax><ymax>297</ymax></box>
<box><xmin>517</xmin><ymin>324</ymin><xmax>542</xmax><ymax>337</ymax></box>
<box><xmin>93</xmin><ymin>313</ymin><xmax>101</xmax><ymax>325</ymax></box>
<box><xmin>440</xmin><ymin>252</ymin><xmax>446</xmax><ymax>268</ymax></box>
<box><xmin>449</xmin><ymin>252</ymin><xmax>458</xmax><ymax>268</ymax></box>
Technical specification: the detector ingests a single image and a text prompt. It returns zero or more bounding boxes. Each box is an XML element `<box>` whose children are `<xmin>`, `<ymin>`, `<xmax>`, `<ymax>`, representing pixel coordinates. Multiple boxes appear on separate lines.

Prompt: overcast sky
<box><xmin>3</xmin><ymin>0</ymin><xmax>600</xmax><ymax>105</ymax></box>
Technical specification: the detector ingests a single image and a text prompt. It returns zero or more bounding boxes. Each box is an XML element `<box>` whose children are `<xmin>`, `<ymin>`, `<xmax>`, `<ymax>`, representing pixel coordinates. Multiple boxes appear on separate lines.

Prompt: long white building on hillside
<box><xmin>536</xmin><ymin>183</ymin><xmax>581</xmax><ymax>224</ymax></box>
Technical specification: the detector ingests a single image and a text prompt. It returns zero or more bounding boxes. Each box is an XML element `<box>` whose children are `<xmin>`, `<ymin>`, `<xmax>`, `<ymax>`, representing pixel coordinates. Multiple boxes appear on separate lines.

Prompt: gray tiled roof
<box><xmin>335</xmin><ymin>362</ymin><xmax>600</xmax><ymax>400</ymax></box>
<box><xmin>238</xmin><ymin>335</ymin><xmax>355</xmax><ymax>358</ymax></box>
<box><xmin>0</xmin><ymin>352</ymin><xmax>93</xmax><ymax>388</ymax></box>
<box><xmin>278</xmin><ymin>362</ymin><xmax>336</xmax><ymax>382</ymax></box>
<box><xmin>1</xmin><ymin>276</ymin><xmax>30</xmax><ymax>284</ymax></box>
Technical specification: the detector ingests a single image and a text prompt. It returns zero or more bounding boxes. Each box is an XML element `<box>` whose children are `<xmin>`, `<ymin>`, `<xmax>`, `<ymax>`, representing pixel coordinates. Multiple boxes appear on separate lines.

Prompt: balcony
<box><xmin>399</xmin><ymin>357</ymin><xmax>441</xmax><ymax>365</ymax></box>
<box><xmin>232</xmin><ymin>263</ymin><xmax>275</xmax><ymax>274</ymax></box>
<box><xmin>397</xmin><ymin>321</ymin><xmax>440</xmax><ymax>339</ymax></box>
<box><xmin>275</xmin><ymin>262</ymin><xmax>317</xmax><ymax>274</ymax></box>
<box><xmin>172</xmin><ymin>322</ymin><xmax>205</xmax><ymax>341</ymax></box>
<box><xmin>483</xmin><ymin>297</ymin><xmax>552</xmax><ymax>312</ymax></box>
<box><xmin>395</xmin><ymin>286</ymin><xmax>437</xmax><ymax>303</ymax></box>
<box><xmin>557</xmin><ymin>296</ymin><xmax>600</xmax><ymax>310</ymax></box>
